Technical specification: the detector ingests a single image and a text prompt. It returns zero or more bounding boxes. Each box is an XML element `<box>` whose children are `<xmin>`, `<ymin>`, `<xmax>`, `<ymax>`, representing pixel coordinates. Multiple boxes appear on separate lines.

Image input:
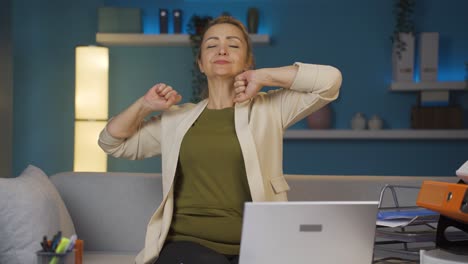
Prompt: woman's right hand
<box><xmin>142</xmin><ymin>83</ymin><xmax>182</xmax><ymax>111</ymax></box>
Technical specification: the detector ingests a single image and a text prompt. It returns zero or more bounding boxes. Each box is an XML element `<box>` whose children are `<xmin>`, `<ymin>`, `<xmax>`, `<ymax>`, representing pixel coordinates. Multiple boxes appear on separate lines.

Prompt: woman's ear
<box><xmin>198</xmin><ymin>59</ymin><xmax>205</xmax><ymax>73</ymax></box>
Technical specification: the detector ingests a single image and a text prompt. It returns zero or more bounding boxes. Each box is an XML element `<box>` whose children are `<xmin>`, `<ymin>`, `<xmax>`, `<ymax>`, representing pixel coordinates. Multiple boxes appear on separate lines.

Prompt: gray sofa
<box><xmin>48</xmin><ymin>172</ymin><xmax>458</xmax><ymax>263</ymax></box>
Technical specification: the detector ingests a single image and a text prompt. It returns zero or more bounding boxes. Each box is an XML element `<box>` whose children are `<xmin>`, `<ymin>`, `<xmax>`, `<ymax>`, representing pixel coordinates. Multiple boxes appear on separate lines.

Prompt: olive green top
<box><xmin>166</xmin><ymin>107</ymin><xmax>252</xmax><ymax>255</ymax></box>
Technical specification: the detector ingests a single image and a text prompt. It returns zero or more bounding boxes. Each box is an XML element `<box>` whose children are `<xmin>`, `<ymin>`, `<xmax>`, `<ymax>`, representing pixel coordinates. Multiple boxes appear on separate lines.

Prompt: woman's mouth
<box><xmin>214</xmin><ymin>60</ymin><xmax>230</xmax><ymax>64</ymax></box>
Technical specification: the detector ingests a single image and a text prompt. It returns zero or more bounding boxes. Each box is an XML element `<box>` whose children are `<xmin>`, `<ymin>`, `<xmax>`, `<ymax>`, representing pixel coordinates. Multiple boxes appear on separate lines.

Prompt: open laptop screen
<box><xmin>239</xmin><ymin>201</ymin><xmax>379</xmax><ymax>264</ymax></box>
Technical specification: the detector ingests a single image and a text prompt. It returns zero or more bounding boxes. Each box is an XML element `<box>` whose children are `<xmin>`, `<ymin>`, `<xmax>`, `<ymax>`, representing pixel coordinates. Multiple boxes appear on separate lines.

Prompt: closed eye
<box><xmin>229</xmin><ymin>45</ymin><xmax>239</xmax><ymax>48</ymax></box>
<box><xmin>207</xmin><ymin>45</ymin><xmax>217</xmax><ymax>48</ymax></box>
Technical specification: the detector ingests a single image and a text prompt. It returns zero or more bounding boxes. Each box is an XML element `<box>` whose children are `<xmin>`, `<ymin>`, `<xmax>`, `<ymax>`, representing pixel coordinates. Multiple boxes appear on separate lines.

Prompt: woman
<box><xmin>98</xmin><ymin>16</ymin><xmax>342</xmax><ymax>264</ymax></box>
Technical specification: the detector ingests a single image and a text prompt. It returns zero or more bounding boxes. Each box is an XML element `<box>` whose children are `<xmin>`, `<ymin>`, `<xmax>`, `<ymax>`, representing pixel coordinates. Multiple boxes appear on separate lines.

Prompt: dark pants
<box><xmin>154</xmin><ymin>241</ymin><xmax>239</xmax><ymax>264</ymax></box>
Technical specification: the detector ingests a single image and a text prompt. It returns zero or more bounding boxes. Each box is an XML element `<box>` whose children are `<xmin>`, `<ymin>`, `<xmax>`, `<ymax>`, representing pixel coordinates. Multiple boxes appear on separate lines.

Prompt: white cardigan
<box><xmin>98</xmin><ymin>62</ymin><xmax>342</xmax><ymax>264</ymax></box>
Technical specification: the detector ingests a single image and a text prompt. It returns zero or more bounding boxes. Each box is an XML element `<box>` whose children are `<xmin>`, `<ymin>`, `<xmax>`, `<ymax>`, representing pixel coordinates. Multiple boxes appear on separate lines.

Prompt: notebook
<box><xmin>239</xmin><ymin>201</ymin><xmax>379</xmax><ymax>264</ymax></box>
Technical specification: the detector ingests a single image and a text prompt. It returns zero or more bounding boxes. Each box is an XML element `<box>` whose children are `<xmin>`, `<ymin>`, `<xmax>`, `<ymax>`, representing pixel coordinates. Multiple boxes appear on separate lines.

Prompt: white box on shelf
<box><xmin>419</xmin><ymin>32</ymin><xmax>439</xmax><ymax>81</ymax></box>
<box><xmin>420</xmin><ymin>90</ymin><xmax>449</xmax><ymax>107</ymax></box>
<box><xmin>392</xmin><ymin>33</ymin><xmax>415</xmax><ymax>82</ymax></box>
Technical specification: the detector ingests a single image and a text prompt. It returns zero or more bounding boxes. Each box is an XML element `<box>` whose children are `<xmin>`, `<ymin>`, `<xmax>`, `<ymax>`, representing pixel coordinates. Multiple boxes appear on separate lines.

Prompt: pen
<box><xmin>50</xmin><ymin>231</ymin><xmax>62</xmax><ymax>251</ymax></box>
<box><xmin>49</xmin><ymin>237</ymin><xmax>70</xmax><ymax>264</ymax></box>
<box><xmin>40</xmin><ymin>236</ymin><xmax>48</xmax><ymax>252</ymax></box>
<box><xmin>66</xmin><ymin>234</ymin><xmax>77</xmax><ymax>252</ymax></box>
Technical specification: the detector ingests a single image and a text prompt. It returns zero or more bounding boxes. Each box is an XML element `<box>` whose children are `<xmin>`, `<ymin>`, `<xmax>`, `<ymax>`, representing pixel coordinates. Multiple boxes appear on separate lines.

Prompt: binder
<box><xmin>416</xmin><ymin>181</ymin><xmax>468</xmax><ymax>224</ymax></box>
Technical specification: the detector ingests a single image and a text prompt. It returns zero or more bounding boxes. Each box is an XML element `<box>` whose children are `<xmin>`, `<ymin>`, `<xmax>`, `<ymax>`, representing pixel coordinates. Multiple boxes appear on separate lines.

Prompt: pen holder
<box><xmin>36</xmin><ymin>250</ymin><xmax>75</xmax><ymax>264</ymax></box>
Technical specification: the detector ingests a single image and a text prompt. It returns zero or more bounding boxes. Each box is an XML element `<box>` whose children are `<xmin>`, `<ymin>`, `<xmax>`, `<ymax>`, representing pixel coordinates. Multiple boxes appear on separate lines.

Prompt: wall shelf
<box><xmin>283</xmin><ymin>129</ymin><xmax>468</xmax><ymax>140</ymax></box>
<box><xmin>96</xmin><ymin>33</ymin><xmax>271</xmax><ymax>46</ymax></box>
<box><xmin>389</xmin><ymin>81</ymin><xmax>467</xmax><ymax>92</ymax></box>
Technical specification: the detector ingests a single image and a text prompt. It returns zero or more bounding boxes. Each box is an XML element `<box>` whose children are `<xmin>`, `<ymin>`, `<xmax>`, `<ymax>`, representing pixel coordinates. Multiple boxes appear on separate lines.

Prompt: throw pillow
<box><xmin>0</xmin><ymin>165</ymin><xmax>76</xmax><ymax>264</ymax></box>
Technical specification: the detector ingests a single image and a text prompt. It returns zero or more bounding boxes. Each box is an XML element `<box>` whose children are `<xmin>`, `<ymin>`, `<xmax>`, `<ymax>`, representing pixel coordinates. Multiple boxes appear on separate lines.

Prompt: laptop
<box><xmin>239</xmin><ymin>201</ymin><xmax>379</xmax><ymax>264</ymax></box>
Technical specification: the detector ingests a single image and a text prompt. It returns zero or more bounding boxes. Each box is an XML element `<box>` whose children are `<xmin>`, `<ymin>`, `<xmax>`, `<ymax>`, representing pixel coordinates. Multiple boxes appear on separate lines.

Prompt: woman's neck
<box><xmin>206</xmin><ymin>78</ymin><xmax>236</xmax><ymax>109</ymax></box>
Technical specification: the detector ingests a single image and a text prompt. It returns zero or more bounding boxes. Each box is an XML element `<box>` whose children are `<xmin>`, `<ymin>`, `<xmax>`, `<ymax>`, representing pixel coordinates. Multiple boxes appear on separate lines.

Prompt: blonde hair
<box><xmin>197</xmin><ymin>16</ymin><xmax>255</xmax><ymax>69</ymax></box>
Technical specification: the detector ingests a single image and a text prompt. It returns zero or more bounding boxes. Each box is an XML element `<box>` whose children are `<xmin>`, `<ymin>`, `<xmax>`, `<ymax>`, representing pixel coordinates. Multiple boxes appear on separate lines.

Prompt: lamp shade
<box><xmin>74</xmin><ymin>46</ymin><xmax>109</xmax><ymax>172</ymax></box>
<box><xmin>74</xmin><ymin>121</ymin><xmax>107</xmax><ymax>172</ymax></box>
<box><xmin>75</xmin><ymin>46</ymin><xmax>109</xmax><ymax>120</ymax></box>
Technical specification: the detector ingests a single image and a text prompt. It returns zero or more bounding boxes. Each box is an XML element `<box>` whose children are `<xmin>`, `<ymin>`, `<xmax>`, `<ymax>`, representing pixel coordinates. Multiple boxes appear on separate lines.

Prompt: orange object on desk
<box><xmin>74</xmin><ymin>239</ymin><xmax>83</xmax><ymax>264</ymax></box>
<box><xmin>416</xmin><ymin>181</ymin><xmax>468</xmax><ymax>223</ymax></box>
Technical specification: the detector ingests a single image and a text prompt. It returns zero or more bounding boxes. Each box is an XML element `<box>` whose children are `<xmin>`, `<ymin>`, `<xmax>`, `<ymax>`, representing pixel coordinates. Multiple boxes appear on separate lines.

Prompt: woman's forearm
<box><xmin>106</xmin><ymin>97</ymin><xmax>154</xmax><ymax>139</ymax></box>
<box><xmin>257</xmin><ymin>65</ymin><xmax>298</xmax><ymax>89</ymax></box>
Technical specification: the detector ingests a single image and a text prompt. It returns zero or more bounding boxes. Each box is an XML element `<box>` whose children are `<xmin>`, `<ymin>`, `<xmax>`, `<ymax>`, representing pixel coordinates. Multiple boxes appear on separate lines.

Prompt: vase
<box><xmin>368</xmin><ymin>115</ymin><xmax>383</xmax><ymax>130</ymax></box>
<box><xmin>392</xmin><ymin>33</ymin><xmax>415</xmax><ymax>82</ymax></box>
<box><xmin>307</xmin><ymin>105</ymin><xmax>332</xmax><ymax>129</ymax></box>
<box><xmin>419</xmin><ymin>32</ymin><xmax>439</xmax><ymax>81</ymax></box>
<box><xmin>247</xmin><ymin>8</ymin><xmax>259</xmax><ymax>34</ymax></box>
<box><xmin>351</xmin><ymin>112</ymin><xmax>367</xmax><ymax>130</ymax></box>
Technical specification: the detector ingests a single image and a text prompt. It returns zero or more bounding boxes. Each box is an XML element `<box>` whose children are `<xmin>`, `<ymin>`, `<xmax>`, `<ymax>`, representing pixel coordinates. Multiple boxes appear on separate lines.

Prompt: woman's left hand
<box><xmin>233</xmin><ymin>70</ymin><xmax>265</xmax><ymax>103</ymax></box>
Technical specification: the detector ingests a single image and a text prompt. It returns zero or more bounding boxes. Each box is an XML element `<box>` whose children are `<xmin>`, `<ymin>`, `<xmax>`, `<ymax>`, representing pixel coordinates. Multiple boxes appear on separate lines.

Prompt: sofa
<box><xmin>0</xmin><ymin>165</ymin><xmax>459</xmax><ymax>264</ymax></box>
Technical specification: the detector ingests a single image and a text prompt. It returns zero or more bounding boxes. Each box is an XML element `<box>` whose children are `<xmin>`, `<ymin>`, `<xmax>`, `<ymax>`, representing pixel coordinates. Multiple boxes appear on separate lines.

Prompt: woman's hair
<box><xmin>198</xmin><ymin>16</ymin><xmax>255</xmax><ymax>69</ymax></box>
<box><xmin>196</xmin><ymin>16</ymin><xmax>255</xmax><ymax>100</ymax></box>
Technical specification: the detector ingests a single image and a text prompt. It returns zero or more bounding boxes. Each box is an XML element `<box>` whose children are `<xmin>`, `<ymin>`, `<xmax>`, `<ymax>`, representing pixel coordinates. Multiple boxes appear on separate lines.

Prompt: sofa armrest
<box><xmin>50</xmin><ymin>172</ymin><xmax>163</xmax><ymax>253</ymax></box>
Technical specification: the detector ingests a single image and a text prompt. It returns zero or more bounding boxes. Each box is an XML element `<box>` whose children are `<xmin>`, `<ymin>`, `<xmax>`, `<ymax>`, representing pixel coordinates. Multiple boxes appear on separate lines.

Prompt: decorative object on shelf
<box><xmin>391</xmin><ymin>0</ymin><xmax>416</xmax><ymax>82</ymax></box>
<box><xmin>392</xmin><ymin>32</ymin><xmax>415</xmax><ymax>82</ymax></box>
<box><xmin>188</xmin><ymin>15</ymin><xmax>212</xmax><ymax>36</ymax></box>
<box><xmin>419</xmin><ymin>32</ymin><xmax>439</xmax><ymax>81</ymax></box>
<box><xmin>74</xmin><ymin>46</ymin><xmax>109</xmax><ymax>172</ymax></box>
<box><xmin>411</xmin><ymin>106</ymin><xmax>463</xmax><ymax>129</ymax></box>
<box><xmin>159</xmin><ymin>9</ymin><xmax>168</xmax><ymax>33</ymax></box>
<box><xmin>306</xmin><ymin>104</ymin><xmax>332</xmax><ymax>129</ymax></box>
<box><xmin>391</xmin><ymin>0</ymin><xmax>415</xmax><ymax>59</ymax></box>
<box><xmin>173</xmin><ymin>9</ymin><xmax>183</xmax><ymax>34</ymax></box>
<box><xmin>187</xmin><ymin>15</ymin><xmax>212</xmax><ymax>103</ymax></box>
<box><xmin>465</xmin><ymin>62</ymin><xmax>468</xmax><ymax>81</ymax></box>
<box><xmin>420</xmin><ymin>90</ymin><xmax>449</xmax><ymax>107</ymax></box>
<box><xmin>247</xmin><ymin>7</ymin><xmax>259</xmax><ymax>34</ymax></box>
<box><xmin>98</xmin><ymin>7</ymin><xmax>142</xmax><ymax>33</ymax></box>
<box><xmin>368</xmin><ymin>115</ymin><xmax>383</xmax><ymax>130</ymax></box>
<box><xmin>351</xmin><ymin>112</ymin><xmax>367</xmax><ymax>130</ymax></box>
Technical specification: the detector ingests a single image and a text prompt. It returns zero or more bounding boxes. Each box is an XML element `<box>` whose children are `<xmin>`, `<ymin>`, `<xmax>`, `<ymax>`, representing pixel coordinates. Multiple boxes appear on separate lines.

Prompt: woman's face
<box><xmin>198</xmin><ymin>23</ymin><xmax>250</xmax><ymax>79</ymax></box>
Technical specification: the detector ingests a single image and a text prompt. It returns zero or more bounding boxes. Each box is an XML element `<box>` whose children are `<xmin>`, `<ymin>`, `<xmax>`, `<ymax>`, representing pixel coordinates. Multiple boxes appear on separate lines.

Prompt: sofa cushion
<box><xmin>0</xmin><ymin>165</ymin><xmax>76</xmax><ymax>264</ymax></box>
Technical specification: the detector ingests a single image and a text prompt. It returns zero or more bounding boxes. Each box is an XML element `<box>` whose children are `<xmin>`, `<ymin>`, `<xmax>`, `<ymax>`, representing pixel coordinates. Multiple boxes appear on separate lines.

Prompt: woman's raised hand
<box><xmin>233</xmin><ymin>70</ymin><xmax>264</xmax><ymax>103</ymax></box>
<box><xmin>142</xmin><ymin>83</ymin><xmax>182</xmax><ymax>111</ymax></box>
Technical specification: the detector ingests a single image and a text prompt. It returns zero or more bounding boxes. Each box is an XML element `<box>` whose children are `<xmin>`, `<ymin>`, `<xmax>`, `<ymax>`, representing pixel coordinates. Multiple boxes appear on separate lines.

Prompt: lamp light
<box><xmin>74</xmin><ymin>46</ymin><xmax>109</xmax><ymax>172</ymax></box>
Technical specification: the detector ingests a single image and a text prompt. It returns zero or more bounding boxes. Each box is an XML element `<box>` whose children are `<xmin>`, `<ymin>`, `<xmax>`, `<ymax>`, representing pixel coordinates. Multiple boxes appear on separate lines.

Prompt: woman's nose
<box><xmin>218</xmin><ymin>47</ymin><xmax>228</xmax><ymax>55</ymax></box>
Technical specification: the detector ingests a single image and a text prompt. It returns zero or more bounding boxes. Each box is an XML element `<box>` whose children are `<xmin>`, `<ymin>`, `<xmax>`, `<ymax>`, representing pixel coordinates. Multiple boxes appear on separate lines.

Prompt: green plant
<box><xmin>391</xmin><ymin>0</ymin><xmax>416</xmax><ymax>59</ymax></box>
<box><xmin>187</xmin><ymin>15</ymin><xmax>212</xmax><ymax>103</ymax></box>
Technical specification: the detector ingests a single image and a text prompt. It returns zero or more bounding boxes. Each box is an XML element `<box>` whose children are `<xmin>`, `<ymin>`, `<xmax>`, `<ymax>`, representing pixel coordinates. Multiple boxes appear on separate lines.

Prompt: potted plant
<box><xmin>391</xmin><ymin>0</ymin><xmax>416</xmax><ymax>59</ymax></box>
<box><xmin>391</xmin><ymin>0</ymin><xmax>416</xmax><ymax>81</ymax></box>
<box><xmin>187</xmin><ymin>15</ymin><xmax>212</xmax><ymax>103</ymax></box>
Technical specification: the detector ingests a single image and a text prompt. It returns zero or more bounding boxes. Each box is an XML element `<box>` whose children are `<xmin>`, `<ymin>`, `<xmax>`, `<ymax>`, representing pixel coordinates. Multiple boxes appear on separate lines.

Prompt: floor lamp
<box><xmin>74</xmin><ymin>46</ymin><xmax>109</xmax><ymax>172</ymax></box>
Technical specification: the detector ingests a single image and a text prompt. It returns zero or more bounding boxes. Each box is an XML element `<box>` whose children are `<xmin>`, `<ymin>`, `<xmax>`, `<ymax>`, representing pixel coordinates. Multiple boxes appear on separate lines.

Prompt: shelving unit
<box><xmin>283</xmin><ymin>129</ymin><xmax>468</xmax><ymax>140</ymax></box>
<box><xmin>96</xmin><ymin>33</ymin><xmax>271</xmax><ymax>46</ymax></box>
<box><xmin>389</xmin><ymin>81</ymin><xmax>467</xmax><ymax>92</ymax></box>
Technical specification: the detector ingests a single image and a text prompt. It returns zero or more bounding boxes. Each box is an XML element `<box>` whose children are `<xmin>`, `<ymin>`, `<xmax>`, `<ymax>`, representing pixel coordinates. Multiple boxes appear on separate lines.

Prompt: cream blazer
<box><xmin>98</xmin><ymin>62</ymin><xmax>342</xmax><ymax>264</ymax></box>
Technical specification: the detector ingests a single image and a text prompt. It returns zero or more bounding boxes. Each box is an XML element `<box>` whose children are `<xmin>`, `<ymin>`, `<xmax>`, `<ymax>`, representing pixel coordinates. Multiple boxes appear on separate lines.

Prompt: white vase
<box><xmin>419</xmin><ymin>32</ymin><xmax>439</xmax><ymax>81</ymax></box>
<box><xmin>351</xmin><ymin>113</ymin><xmax>366</xmax><ymax>130</ymax></box>
<box><xmin>368</xmin><ymin>115</ymin><xmax>383</xmax><ymax>130</ymax></box>
<box><xmin>392</xmin><ymin>33</ymin><xmax>415</xmax><ymax>82</ymax></box>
